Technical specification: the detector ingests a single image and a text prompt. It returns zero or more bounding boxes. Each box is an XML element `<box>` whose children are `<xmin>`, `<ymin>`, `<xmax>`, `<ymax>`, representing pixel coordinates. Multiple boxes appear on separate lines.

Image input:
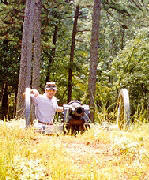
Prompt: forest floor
<box><xmin>0</xmin><ymin>119</ymin><xmax>149</xmax><ymax>179</ymax></box>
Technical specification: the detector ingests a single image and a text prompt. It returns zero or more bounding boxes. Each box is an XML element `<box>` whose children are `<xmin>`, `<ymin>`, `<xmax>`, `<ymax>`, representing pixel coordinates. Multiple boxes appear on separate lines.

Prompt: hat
<box><xmin>45</xmin><ymin>82</ymin><xmax>57</xmax><ymax>91</ymax></box>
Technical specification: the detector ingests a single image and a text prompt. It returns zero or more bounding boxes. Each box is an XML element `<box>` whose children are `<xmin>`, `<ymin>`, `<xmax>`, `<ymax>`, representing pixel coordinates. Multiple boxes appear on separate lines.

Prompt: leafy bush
<box><xmin>112</xmin><ymin>28</ymin><xmax>149</xmax><ymax>116</ymax></box>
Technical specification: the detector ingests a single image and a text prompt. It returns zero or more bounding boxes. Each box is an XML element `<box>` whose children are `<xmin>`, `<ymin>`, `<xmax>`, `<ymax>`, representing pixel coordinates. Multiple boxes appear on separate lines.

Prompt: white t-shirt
<box><xmin>32</xmin><ymin>93</ymin><xmax>58</xmax><ymax>123</ymax></box>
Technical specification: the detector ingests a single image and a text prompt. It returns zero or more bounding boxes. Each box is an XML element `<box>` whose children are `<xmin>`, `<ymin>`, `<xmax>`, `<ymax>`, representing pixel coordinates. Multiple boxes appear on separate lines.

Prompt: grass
<box><xmin>0</xmin><ymin>120</ymin><xmax>149</xmax><ymax>179</ymax></box>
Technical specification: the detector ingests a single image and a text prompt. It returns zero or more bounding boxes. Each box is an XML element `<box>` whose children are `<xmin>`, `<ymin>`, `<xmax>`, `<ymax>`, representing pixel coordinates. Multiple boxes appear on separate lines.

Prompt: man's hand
<box><xmin>23</xmin><ymin>89</ymin><xmax>39</xmax><ymax>98</ymax></box>
<box><xmin>31</xmin><ymin>89</ymin><xmax>39</xmax><ymax>97</ymax></box>
<box><xmin>56</xmin><ymin>106</ymin><xmax>64</xmax><ymax>112</ymax></box>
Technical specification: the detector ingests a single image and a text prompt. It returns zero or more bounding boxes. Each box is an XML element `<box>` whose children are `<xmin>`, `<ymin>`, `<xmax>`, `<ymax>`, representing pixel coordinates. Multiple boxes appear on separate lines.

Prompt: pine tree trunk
<box><xmin>88</xmin><ymin>0</ymin><xmax>101</xmax><ymax>123</ymax></box>
<box><xmin>31</xmin><ymin>0</ymin><xmax>42</xmax><ymax>123</ymax></box>
<box><xmin>16</xmin><ymin>0</ymin><xmax>35</xmax><ymax>118</ymax></box>
<box><xmin>68</xmin><ymin>5</ymin><xmax>79</xmax><ymax>103</ymax></box>
<box><xmin>46</xmin><ymin>25</ymin><xmax>58</xmax><ymax>82</ymax></box>
<box><xmin>1</xmin><ymin>82</ymin><xmax>8</xmax><ymax>120</ymax></box>
<box><xmin>120</xmin><ymin>28</ymin><xmax>125</xmax><ymax>50</ymax></box>
<box><xmin>32</xmin><ymin>0</ymin><xmax>41</xmax><ymax>89</ymax></box>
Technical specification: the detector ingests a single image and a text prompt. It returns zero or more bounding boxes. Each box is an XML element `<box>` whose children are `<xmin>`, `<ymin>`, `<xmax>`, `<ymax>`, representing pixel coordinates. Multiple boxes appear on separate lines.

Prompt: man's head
<box><xmin>45</xmin><ymin>82</ymin><xmax>57</xmax><ymax>98</ymax></box>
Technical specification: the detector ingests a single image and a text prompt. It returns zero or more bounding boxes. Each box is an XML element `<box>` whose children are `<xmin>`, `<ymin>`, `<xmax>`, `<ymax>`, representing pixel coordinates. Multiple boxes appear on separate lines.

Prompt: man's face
<box><xmin>45</xmin><ymin>89</ymin><xmax>56</xmax><ymax>99</ymax></box>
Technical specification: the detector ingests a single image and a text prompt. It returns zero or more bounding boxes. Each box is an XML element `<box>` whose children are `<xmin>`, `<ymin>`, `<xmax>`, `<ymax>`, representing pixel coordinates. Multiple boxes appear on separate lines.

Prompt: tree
<box><xmin>88</xmin><ymin>0</ymin><xmax>101</xmax><ymax>122</ymax></box>
<box><xmin>1</xmin><ymin>81</ymin><xmax>8</xmax><ymax>119</ymax></box>
<box><xmin>0</xmin><ymin>0</ymin><xmax>148</xmax><ymax>122</ymax></box>
<box><xmin>45</xmin><ymin>25</ymin><xmax>58</xmax><ymax>82</ymax></box>
<box><xmin>29</xmin><ymin>0</ymin><xmax>42</xmax><ymax>123</ymax></box>
<box><xmin>68</xmin><ymin>4</ymin><xmax>80</xmax><ymax>103</ymax></box>
<box><xmin>32</xmin><ymin>0</ymin><xmax>41</xmax><ymax>89</ymax></box>
<box><xmin>112</xmin><ymin>28</ymin><xmax>149</xmax><ymax>115</ymax></box>
<box><xmin>16</xmin><ymin>0</ymin><xmax>35</xmax><ymax>118</ymax></box>
<box><xmin>0</xmin><ymin>0</ymin><xmax>22</xmax><ymax>119</ymax></box>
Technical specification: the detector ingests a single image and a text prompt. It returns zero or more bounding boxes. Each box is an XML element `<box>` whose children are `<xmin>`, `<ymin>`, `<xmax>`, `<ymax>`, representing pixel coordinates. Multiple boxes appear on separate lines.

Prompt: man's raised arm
<box><xmin>23</xmin><ymin>89</ymin><xmax>39</xmax><ymax>98</ymax></box>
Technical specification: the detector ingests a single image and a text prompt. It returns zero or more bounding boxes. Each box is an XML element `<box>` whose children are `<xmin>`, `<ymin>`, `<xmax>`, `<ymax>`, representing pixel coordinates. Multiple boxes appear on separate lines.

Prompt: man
<box><xmin>30</xmin><ymin>82</ymin><xmax>63</xmax><ymax>125</ymax></box>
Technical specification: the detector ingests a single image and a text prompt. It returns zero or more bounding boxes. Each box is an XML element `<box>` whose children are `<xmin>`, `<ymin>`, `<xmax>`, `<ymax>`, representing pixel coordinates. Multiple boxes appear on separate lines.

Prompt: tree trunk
<box><xmin>1</xmin><ymin>82</ymin><xmax>8</xmax><ymax>120</ymax></box>
<box><xmin>31</xmin><ymin>0</ymin><xmax>42</xmax><ymax>123</ymax></box>
<box><xmin>46</xmin><ymin>25</ymin><xmax>58</xmax><ymax>82</ymax></box>
<box><xmin>88</xmin><ymin>0</ymin><xmax>101</xmax><ymax>123</ymax></box>
<box><xmin>32</xmin><ymin>0</ymin><xmax>41</xmax><ymax>89</ymax></box>
<box><xmin>16</xmin><ymin>0</ymin><xmax>35</xmax><ymax>118</ymax></box>
<box><xmin>13</xmin><ymin>88</ymin><xmax>18</xmax><ymax>119</ymax></box>
<box><xmin>68</xmin><ymin>5</ymin><xmax>79</xmax><ymax>103</ymax></box>
<box><xmin>1</xmin><ymin>35</ymin><xmax>9</xmax><ymax>120</ymax></box>
<box><xmin>120</xmin><ymin>27</ymin><xmax>125</xmax><ymax>50</ymax></box>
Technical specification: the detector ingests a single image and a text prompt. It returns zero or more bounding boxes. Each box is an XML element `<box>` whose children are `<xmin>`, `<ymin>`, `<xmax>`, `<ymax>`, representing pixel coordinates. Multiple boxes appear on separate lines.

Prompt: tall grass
<box><xmin>0</xmin><ymin>120</ymin><xmax>149</xmax><ymax>179</ymax></box>
<box><xmin>132</xmin><ymin>105</ymin><xmax>149</xmax><ymax>124</ymax></box>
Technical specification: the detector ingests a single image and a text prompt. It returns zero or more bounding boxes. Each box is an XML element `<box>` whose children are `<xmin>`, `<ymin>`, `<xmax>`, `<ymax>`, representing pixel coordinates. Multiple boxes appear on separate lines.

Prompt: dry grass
<box><xmin>0</xmin><ymin>120</ymin><xmax>149</xmax><ymax>179</ymax></box>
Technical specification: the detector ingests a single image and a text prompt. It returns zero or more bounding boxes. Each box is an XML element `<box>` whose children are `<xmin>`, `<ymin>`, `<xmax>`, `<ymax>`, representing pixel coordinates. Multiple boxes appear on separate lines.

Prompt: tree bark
<box><xmin>31</xmin><ymin>0</ymin><xmax>42</xmax><ymax>123</ymax></box>
<box><xmin>16</xmin><ymin>0</ymin><xmax>35</xmax><ymax>118</ymax></box>
<box><xmin>120</xmin><ymin>27</ymin><xmax>125</xmax><ymax>50</ymax></box>
<box><xmin>1</xmin><ymin>81</ymin><xmax>8</xmax><ymax>120</ymax></box>
<box><xmin>88</xmin><ymin>0</ymin><xmax>101</xmax><ymax>123</ymax></box>
<box><xmin>32</xmin><ymin>0</ymin><xmax>41</xmax><ymax>89</ymax></box>
<box><xmin>46</xmin><ymin>25</ymin><xmax>58</xmax><ymax>82</ymax></box>
<box><xmin>1</xmin><ymin>37</ymin><xmax>9</xmax><ymax>120</ymax></box>
<box><xmin>68</xmin><ymin>5</ymin><xmax>79</xmax><ymax>103</ymax></box>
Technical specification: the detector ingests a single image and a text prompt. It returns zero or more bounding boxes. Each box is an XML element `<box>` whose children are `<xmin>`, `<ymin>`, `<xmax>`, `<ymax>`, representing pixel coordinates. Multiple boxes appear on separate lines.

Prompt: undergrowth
<box><xmin>0</xmin><ymin>120</ymin><xmax>149</xmax><ymax>179</ymax></box>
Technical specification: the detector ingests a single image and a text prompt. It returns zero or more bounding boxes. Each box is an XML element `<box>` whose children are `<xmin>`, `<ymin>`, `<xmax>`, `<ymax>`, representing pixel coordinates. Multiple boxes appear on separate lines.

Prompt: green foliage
<box><xmin>132</xmin><ymin>104</ymin><xmax>149</xmax><ymax>123</ymax></box>
<box><xmin>112</xmin><ymin>28</ymin><xmax>149</xmax><ymax>114</ymax></box>
<box><xmin>0</xmin><ymin>0</ymin><xmax>149</xmax><ymax>121</ymax></box>
<box><xmin>0</xmin><ymin>1</ymin><xmax>23</xmax><ymax>85</ymax></box>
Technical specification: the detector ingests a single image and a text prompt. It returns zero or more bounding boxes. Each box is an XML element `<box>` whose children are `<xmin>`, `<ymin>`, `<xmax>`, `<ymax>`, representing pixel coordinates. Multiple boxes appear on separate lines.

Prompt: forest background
<box><xmin>0</xmin><ymin>0</ymin><xmax>148</xmax><ymax>123</ymax></box>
